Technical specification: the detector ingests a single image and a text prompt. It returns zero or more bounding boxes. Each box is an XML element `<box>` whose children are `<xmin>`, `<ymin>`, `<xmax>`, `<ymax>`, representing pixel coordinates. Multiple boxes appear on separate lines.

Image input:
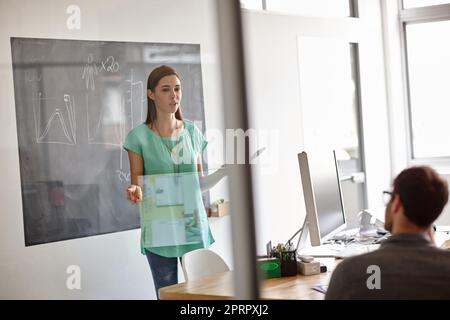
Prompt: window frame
<box><xmin>399</xmin><ymin>0</ymin><xmax>450</xmax><ymax>165</ymax></box>
<box><xmin>240</xmin><ymin>0</ymin><xmax>359</xmax><ymax>18</ymax></box>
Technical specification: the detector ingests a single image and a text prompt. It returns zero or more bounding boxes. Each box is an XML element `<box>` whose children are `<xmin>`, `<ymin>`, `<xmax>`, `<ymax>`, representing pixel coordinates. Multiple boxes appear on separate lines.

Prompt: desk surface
<box><xmin>160</xmin><ymin>258</ymin><xmax>338</xmax><ymax>300</ymax></box>
<box><xmin>160</xmin><ymin>232</ymin><xmax>450</xmax><ymax>300</ymax></box>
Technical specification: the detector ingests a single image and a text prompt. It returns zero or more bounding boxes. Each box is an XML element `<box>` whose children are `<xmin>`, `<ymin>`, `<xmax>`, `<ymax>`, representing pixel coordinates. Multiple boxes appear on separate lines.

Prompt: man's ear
<box><xmin>391</xmin><ymin>194</ymin><xmax>402</xmax><ymax>213</ymax></box>
<box><xmin>147</xmin><ymin>89</ymin><xmax>154</xmax><ymax>100</ymax></box>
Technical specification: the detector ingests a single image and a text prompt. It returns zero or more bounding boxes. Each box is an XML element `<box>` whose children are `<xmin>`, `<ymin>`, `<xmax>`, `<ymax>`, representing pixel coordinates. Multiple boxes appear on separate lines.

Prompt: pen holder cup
<box><xmin>274</xmin><ymin>250</ymin><xmax>297</xmax><ymax>277</ymax></box>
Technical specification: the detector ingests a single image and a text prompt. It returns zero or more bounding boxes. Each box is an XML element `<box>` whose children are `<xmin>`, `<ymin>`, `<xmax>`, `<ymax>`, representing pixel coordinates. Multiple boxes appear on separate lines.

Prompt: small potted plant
<box><xmin>273</xmin><ymin>242</ymin><xmax>297</xmax><ymax>277</ymax></box>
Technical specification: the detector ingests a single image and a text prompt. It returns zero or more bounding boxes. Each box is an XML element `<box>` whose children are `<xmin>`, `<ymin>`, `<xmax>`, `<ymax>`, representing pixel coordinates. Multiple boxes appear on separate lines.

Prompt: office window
<box><xmin>403</xmin><ymin>0</ymin><xmax>450</xmax><ymax>9</ymax></box>
<box><xmin>298</xmin><ymin>39</ymin><xmax>362</xmax><ymax>168</ymax></box>
<box><xmin>240</xmin><ymin>0</ymin><xmax>263</xmax><ymax>10</ymax></box>
<box><xmin>265</xmin><ymin>0</ymin><xmax>354</xmax><ymax>18</ymax></box>
<box><xmin>405</xmin><ymin>20</ymin><xmax>450</xmax><ymax>158</ymax></box>
<box><xmin>298</xmin><ymin>38</ymin><xmax>366</xmax><ymax>222</ymax></box>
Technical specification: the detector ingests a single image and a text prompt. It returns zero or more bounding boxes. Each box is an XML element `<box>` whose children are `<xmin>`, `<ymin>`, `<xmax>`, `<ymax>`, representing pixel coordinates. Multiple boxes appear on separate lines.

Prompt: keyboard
<box><xmin>298</xmin><ymin>243</ymin><xmax>380</xmax><ymax>258</ymax></box>
<box><xmin>334</xmin><ymin>243</ymin><xmax>380</xmax><ymax>258</ymax></box>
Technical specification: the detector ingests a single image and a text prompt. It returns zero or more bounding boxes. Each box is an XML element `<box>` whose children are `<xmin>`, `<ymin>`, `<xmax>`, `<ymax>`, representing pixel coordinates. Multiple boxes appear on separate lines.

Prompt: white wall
<box><xmin>0</xmin><ymin>0</ymin><xmax>232</xmax><ymax>299</ymax></box>
<box><xmin>242</xmin><ymin>0</ymin><xmax>392</xmax><ymax>254</ymax></box>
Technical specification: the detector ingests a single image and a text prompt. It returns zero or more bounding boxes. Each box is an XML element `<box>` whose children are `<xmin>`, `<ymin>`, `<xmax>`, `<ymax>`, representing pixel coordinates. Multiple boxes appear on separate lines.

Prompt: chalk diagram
<box><xmin>32</xmin><ymin>92</ymin><xmax>77</xmax><ymax>145</ymax></box>
<box><xmin>125</xmin><ymin>69</ymin><xmax>147</xmax><ymax>125</ymax></box>
<box><xmin>25</xmin><ymin>69</ymin><xmax>42</xmax><ymax>83</ymax></box>
<box><xmin>85</xmin><ymin>55</ymin><xmax>124</xmax><ymax>146</ymax></box>
<box><xmin>116</xmin><ymin>69</ymin><xmax>147</xmax><ymax>182</ymax></box>
<box><xmin>82</xmin><ymin>53</ymin><xmax>98</xmax><ymax>91</ymax></box>
<box><xmin>86</xmin><ymin>91</ymin><xmax>123</xmax><ymax>147</ymax></box>
<box><xmin>85</xmin><ymin>70</ymin><xmax>144</xmax><ymax>182</ymax></box>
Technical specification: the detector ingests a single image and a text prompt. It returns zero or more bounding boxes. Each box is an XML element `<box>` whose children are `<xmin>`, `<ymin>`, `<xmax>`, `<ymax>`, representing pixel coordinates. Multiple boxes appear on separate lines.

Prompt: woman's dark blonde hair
<box><xmin>145</xmin><ymin>65</ymin><xmax>183</xmax><ymax>125</ymax></box>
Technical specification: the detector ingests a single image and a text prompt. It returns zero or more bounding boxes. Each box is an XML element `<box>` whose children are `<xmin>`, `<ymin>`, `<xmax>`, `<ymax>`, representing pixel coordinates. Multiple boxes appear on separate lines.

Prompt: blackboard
<box><xmin>11</xmin><ymin>37</ymin><xmax>208</xmax><ymax>246</ymax></box>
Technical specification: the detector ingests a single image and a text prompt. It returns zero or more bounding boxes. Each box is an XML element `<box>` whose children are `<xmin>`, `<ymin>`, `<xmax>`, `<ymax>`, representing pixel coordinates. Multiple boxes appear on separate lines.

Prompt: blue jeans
<box><xmin>145</xmin><ymin>251</ymin><xmax>181</xmax><ymax>299</ymax></box>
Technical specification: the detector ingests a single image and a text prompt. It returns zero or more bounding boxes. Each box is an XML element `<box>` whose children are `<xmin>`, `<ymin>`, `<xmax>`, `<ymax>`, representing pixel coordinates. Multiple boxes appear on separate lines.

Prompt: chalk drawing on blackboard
<box><xmin>82</xmin><ymin>53</ymin><xmax>98</xmax><ymax>91</ymax></box>
<box><xmin>116</xmin><ymin>169</ymin><xmax>130</xmax><ymax>183</ymax></box>
<box><xmin>86</xmin><ymin>90</ymin><xmax>124</xmax><ymax>147</ymax></box>
<box><xmin>125</xmin><ymin>69</ymin><xmax>146</xmax><ymax>125</ymax></box>
<box><xmin>32</xmin><ymin>92</ymin><xmax>77</xmax><ymax>145</ymax></box>
<box><xmin>99</xmin><ymin>56</ymin><xmax>119</xmax><ymax>73</ymax></box>
<box><xmin>25</xmin><ymin>69</ymin><xmax>41</xmax><ymax>82</ymax></box>
<box><xmin>11</xmin><ymin>37</ymin><xmax>207</xmax><ymax>245</ymax></box>
<box><xmin>116</xmin><ymin>121</ymin><xmax>130</xmax><ymax>183</ymax></box>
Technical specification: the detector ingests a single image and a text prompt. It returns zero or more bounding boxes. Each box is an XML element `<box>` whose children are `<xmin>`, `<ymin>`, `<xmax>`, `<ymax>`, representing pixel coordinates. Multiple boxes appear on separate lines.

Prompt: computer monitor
<box><xmin>297</xmin><ymin>150</ymin><xmax>347</xmax><ymax>247</ymax></box>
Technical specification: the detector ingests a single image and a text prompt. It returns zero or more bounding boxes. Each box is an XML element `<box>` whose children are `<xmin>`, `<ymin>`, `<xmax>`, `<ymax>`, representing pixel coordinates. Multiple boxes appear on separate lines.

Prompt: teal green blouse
<box><xmin>123</xmin><ymin>120</ymin><xmax>215</xmax><ymax>257</ymax></box>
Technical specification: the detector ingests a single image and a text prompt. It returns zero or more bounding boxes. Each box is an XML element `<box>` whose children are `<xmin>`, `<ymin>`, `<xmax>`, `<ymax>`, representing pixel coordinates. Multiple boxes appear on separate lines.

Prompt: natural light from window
<box><xmin>297</xmin><ymin>37</ymin><xmax>360</xmax><ymax>163</ymax></box>
<box><xmin>406</xmin><ymin>20</ymin><xmax>450</xmax><ymax>158</ymax></box>
<box><xmin>240</xmin><ymin>0</ymin><xmax>263</xmax><ymax>10</ymax></box>
<box><xmin>403</xmin><ymin>0</ymin><xmax>450</xmax><ymax>9</ymax></box>
<box><xmin>265</xmin><ymin>0</ymin><xmax>351</xmax><ymax>18</ymax></box>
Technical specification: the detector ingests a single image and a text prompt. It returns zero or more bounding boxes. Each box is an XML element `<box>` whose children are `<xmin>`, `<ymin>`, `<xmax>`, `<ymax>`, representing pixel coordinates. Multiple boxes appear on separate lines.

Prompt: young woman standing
<box><xmin>124</xmin><ymin>65</ymin><xmax>215</xmax><ymax>299</ymax></box>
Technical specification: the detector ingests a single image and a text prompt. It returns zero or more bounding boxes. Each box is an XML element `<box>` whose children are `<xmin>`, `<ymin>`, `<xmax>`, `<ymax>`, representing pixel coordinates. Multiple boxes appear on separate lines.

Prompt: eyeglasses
<box><xmin>382</xmin><ymin>191</ymin><xmax>394</xmax><ymax>205</ymax></box>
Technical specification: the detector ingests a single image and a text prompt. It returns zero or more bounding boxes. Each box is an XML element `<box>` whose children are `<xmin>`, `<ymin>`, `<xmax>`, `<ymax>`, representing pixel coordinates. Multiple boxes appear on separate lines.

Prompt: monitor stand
<box><xmin>285</xmin><ymin>217</ymin><xmax>309</xmax><ymax>256</ymax></box>
<box><xmin>287</xmin><ymin>218</ymin><xmax>349</xmax><ymax>258</ymax></box>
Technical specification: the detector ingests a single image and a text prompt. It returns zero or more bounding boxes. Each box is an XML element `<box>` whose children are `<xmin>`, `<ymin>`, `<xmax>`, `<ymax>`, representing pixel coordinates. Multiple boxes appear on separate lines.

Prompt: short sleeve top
<box><xmin>123</xmin><ymin>120</ymin><xmax>214</xmax><ymax>257</ymax></box>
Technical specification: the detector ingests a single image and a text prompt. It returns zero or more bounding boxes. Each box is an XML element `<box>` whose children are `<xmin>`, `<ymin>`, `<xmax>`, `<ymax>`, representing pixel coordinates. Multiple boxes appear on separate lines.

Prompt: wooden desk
<box><xmin>160</xmin><ymin>258</ymin><xmax>338</xmax><ymax>300</ymax></box>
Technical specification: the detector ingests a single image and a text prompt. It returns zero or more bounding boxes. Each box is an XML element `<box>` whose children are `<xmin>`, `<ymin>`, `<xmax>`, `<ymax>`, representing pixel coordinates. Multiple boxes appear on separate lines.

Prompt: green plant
<box><xmin>274</xmin><ymin>243</ymin><xmax>295</xmax><ymax>261</ymax></box>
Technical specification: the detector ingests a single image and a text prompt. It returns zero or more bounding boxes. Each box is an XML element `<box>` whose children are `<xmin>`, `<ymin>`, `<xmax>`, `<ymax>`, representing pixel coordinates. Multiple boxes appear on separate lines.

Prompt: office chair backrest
<box><xmin>181</xmin><ymin>249</ymin><xmax>230</xmax><ymax>281</ymax></box>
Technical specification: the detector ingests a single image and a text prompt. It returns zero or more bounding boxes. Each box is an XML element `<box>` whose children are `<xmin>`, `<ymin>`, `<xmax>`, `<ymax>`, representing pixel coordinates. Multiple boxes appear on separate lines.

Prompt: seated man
<box><xmin>325</xmin><ymin>166</ymin><xmax>450</xmax><ymax>299</ymax></box>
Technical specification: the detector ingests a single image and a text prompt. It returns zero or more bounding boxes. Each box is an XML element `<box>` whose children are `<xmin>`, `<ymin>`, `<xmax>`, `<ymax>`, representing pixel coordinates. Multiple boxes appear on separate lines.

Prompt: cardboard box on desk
<box><xmin>210</xmin><ymin>201</ymin><xmax>229</xmax><ymax>217</ymax></box>
<box><xmin>297</xmin><ymin>260</ymin><xmax>320</xmax><ymax>276</ymax></box>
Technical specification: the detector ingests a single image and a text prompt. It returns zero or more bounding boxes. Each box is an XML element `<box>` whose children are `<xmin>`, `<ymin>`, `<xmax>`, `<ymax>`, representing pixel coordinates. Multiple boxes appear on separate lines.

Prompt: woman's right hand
<box><xmin>127</xmin><ymin>185</ymin><xmax>142</xmax><ymax>204</ymax></box>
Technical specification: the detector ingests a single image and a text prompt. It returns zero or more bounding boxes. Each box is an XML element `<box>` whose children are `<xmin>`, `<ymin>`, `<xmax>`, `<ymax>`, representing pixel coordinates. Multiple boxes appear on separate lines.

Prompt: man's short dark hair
<box><xmin>393</xmin><ymin>166</ymin><xmax>449</xmax><ymax>227</ymax></box>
